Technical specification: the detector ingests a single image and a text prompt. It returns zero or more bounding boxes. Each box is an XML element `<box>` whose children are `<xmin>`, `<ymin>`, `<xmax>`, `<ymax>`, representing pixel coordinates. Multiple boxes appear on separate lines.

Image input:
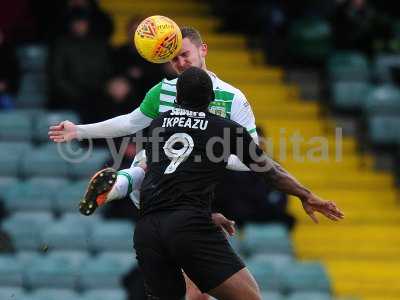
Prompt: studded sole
<box><xmin>79</xmin><ymin>168</ymin><xmax>117</xmax><ymax>216</ymax></box>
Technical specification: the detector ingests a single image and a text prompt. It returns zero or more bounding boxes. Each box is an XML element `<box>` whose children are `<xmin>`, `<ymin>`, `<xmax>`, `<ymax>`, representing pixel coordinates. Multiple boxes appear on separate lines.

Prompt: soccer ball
<box><xmin>134</xmin><ymin>15</ymin><xmax>182</xmax><ymax>64</ymax></box>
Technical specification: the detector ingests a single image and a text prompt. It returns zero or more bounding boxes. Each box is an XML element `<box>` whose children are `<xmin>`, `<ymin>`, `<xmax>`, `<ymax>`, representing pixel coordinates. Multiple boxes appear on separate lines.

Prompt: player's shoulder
<box><xmin>158</xmin><ymin>109</ymin><xmax>173</xmax><ymax>118</ymax></box>
<box><xmin>151</xmin><ymin>109</ymin><xmax>171</xmax><ymax>124</ymax></box>
<box><xmin>162</xmin><ymin>77</ymin><xmax>178</xmax><ymax>84</ymax></box>
<box><xmin>213</xmin><ymin>74</ymin><xmax>246</xmax><ymax>100</ymax></box>
<box><xmin>160</xmin><ymin>77</ymin><xmax>178</xmax><ymax>90</ymax></box>
<box><xmin>206</xmin><ymin>111</ymin><xmax>242</xmax><ymax>128</ymax></box>
<box><xmin>147</xmin><ymin>78</ymin><xmax>178</xmax><ymax>93</ymax></box>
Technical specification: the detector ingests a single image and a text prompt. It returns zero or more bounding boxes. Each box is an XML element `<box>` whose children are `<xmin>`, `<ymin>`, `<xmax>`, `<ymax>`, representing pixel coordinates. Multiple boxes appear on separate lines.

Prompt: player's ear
<box><xmin>200</xmin><ymin>43</ymin><xmax>207</xmax><ymax>58</ymax></box>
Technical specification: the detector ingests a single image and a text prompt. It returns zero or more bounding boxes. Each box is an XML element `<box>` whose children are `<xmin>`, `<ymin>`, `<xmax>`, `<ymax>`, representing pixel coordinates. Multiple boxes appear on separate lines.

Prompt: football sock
<box><xmin>106</xmin><ymin>167</ymin><xmax>145</xmax><ymax>202</ymax></box>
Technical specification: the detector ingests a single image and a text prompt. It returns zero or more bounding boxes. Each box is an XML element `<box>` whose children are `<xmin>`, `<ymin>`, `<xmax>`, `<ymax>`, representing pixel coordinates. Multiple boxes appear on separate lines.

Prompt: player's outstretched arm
<box><xmin>48</xmin><ymin>108</ymin><xmax>153</xmax><ymax>142</ymax></box>
<box><xmin>230</xmin><ymin>124</ymin><xmax>343</xmax><ymax>224</ymax></box>
<box><xmin>259</xmin><ymin>159</ymin><xmax>344</xmax><ymax>223</ymax></box>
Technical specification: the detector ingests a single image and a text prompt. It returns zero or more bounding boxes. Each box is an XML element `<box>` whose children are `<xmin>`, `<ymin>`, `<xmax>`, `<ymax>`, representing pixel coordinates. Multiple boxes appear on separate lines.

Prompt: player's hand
<box><xmin>301</xmin><ymin>193</ymin><xmax>344</xmax><ymax>224</ymax></box>
<box><xmin>211</xmin><ymin>213</ymin><xmax>236</xmax><ymax>236</ymax></box>
<box><xmin>48</xmin><ymin>120</ymin><xmax>78</xmax><ymax>143</ymax></box>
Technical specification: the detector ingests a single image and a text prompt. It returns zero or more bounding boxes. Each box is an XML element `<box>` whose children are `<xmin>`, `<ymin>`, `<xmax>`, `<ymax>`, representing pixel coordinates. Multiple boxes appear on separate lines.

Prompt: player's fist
<box><xmin>211</xmin><ymin>213</ymin><xmax>236</xmax><ymax>236</ymax></box>
<box><xmin>48</xmin><ymin>120</ymin><xmax>78</xmax><ymax>143</ymax></box>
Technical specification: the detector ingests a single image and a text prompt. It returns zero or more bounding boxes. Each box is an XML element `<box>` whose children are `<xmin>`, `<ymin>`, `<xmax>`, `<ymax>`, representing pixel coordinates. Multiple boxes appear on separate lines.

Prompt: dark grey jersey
<box><xmin>140</xmin><ymin>108</ymin><xmax>264</xmax><ymax>216</ymax></box>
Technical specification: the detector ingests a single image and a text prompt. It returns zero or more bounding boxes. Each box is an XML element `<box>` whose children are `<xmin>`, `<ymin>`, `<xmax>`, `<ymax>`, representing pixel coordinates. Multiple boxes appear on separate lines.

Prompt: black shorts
<box><xmin>133</xmin><ymin>209</ymin><xmax>245</xmax><ymax>299</ymax></box>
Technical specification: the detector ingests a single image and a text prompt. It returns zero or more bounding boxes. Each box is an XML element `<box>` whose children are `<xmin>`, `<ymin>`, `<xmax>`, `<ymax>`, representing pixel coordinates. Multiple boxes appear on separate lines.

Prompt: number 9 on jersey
<box><xmin>163</xmin><ymin>133</ymin><xmax>194</xmax><ymax>174</ymax></box>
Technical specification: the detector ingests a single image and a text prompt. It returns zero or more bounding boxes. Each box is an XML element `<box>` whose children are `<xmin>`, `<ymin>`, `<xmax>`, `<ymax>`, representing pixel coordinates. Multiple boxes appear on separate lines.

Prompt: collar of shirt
<box><xmin>206</xmin><ymin>70</ymin><xmax>220</xmax><ymax>90</ymax></box>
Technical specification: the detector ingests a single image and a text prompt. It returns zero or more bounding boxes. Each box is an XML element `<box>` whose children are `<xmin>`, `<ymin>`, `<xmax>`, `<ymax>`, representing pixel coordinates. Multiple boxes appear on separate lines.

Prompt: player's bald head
<box><xmin>176</xmin><ymin>67</ymin><xmax>214</xmax><ymax>111</ymax></box>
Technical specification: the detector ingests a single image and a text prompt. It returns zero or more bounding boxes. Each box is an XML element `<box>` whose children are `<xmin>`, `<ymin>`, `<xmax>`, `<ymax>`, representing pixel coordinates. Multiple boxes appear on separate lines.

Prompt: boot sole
<box><xmin>79</xmin><ymin>167</ymin><xmax>117</xmax><ymax>216</ymax></box>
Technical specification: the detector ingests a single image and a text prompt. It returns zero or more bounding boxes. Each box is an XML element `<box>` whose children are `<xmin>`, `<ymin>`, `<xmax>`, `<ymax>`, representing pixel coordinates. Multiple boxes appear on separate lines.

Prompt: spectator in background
<box><xmin>29</xmin><ymin>0</ymin><xmax>65</xmax><ymax>42</ymax></box>
<box><xmin>50</xmin><ymin>9</ymin><xmax>112</xmax><ymax>122</ymax></box>
<box><xmin>214</xmin><ymin>170</ymin><xmax>295</xmax><ymax>231</ymax></box>
<box><xmin>213</xmin><ymin>126</ymin><xmax>295</xmax><ymax>231</ymax></box>
<box><xmin>113</xmin><ymin>16</ymin><xmax>170</xmax><ymax>101</ymax></box>
<box><xmin>0</xmin><ymin>231</ymin><xmax>13</xmax><ymax>253</ymax></box>
<box><xmin>61</xmin><ymin>0</ymin><xmax>114</xmax><ymax>41</ymax></box>
<box><xmin>0</xmin><ymin>30</ymin><xmax>19</xmax><ymax>110</ymax></box>
<box><xmin>257</xmin><ymin>126</ymin><xmax>295</xmax><ymax>230</ymax></box>
<box><xmin>33</xmin><ymin>0</ymin><xmax>114</xmax><ymax>42</ymax></box>
<box><xmin>332</xmin><ymin>0</ymin><xmax>376</xmax><ymax>55</ymax></box>
<box><xmin>257</xmin><ymin>1</ymin><xmax>289</xmax><ymax>65</ymax></box>
<box><xmin>0</xmin><ymin>0</ymin><xmax>36</xmax><ymax>44</ymax></box>
<box><xmin>100</xmin><ymin>76</ymin><xmax>139</xmax><ymax>119</ymax></box>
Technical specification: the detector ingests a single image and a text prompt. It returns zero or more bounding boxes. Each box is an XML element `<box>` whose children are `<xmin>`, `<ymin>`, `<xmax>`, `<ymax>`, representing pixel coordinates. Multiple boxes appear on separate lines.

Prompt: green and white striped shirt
<box><xmin>140</xmin><ymin>72</ymin><xmax>258</xmax><ymax>140</ymax></box>
<box><xmin>76</xmin><ymin>72</ymin><xmax>258</xmax><ymax>142</ymax></box>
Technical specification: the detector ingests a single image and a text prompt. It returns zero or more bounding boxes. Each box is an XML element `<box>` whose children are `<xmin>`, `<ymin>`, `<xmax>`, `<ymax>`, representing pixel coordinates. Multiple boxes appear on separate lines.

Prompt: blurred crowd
<box><xmin>3</xmin><ymin>0</ymin><xmax>400</xmax><ymax>111</ymax></box>
<box><xmin>209</xmin><ymin>0</ymin><xmax>400</xmax><ymax>66</ymax></box>
<box><xmin>1</xmin><ymin>0</ymin><xmax>174</xmax><ymax>122</ymax></box>
<box><xmin>0</xmin><ymin>0</ymin><xmax>294</xmax><ymax>234</ymax></box>
<box><xmin>1</xmin><ymin>2</ymin><xmax>398</xmax><ymax>299</ymax></box>
<box><xmin>0</xmin><ymin>1</ymin><xmax>312</xmax><ymax>298</ymax></box>
<box><xmin>11</xmin><ymin>0</ymin><xmax>399</xmax><ymax>255</ymax></box>
<box><xmin>4</xmin><ymin>0</ymin><xmax>398</xmax><ymax>114</ymax></box>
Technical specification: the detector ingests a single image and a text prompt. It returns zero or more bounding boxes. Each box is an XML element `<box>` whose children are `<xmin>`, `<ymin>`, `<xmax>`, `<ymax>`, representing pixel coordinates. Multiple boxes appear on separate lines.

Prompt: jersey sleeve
<box><xmin>230</xmin><ymin>89</ymin><xmax>259</xmax><ymax>144</ymax></box>
<box><xmin>229</xmin><ymin>123</ymin><xmax>272</xmax><ymax>172</ymax></box>
<box><xmin>76</xmin><ymin>107</ymin><xmax>153</xmax><ymax>139</ymax></box>
<box><xmin>139</xmin><ymin>82</ymin><xmax>162</xmax><ymax>119</ymax></box>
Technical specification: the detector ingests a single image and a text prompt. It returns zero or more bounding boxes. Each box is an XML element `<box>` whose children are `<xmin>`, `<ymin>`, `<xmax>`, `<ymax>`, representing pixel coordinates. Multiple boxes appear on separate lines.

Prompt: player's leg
<box><xmin>79</xmin><ymin>165</ymin><xmax>145</xmax><ymax>215</ymax></box>
<box><xmin>134</xmin><ymin>214</ymin><xmax>186</xmax><ymax>300</ymax></box>
<box><xmin>79</xmin><ymin>167</ymin><xmax>118</xmax><ymax>215</ymax></box>
<box><xmin>185</xmin><ymin>267</ymin><xmax>259</xmax><ymax>300</ymax></box>
<box><xmin>185</xmin><ymin>274</ymin><xmax>210</xmax><ymax>300</ymax></box>
<box><xmin>107</xmin><ymin>149</ymin><xmax>147</xmax><ymax>203</ymax></box>
<box><xmin>136</xmin><ymin>246</ymin><xmax>186</xmax><ymax>300</ymax></box>
<box><xmin>207</xmin><ymin>268</ymin><xmax>261</xmax><ymax>300</ymax></box>
<box><xmin>163</xmin><ymin>210</ymin><xmax>258</xmax><ymax>299</ymax></box>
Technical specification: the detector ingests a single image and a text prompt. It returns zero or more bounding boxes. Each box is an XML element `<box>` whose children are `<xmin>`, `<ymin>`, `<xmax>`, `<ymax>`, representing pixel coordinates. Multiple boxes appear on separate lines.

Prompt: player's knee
<box><xmin>253</xmin><ymin>291</ymin><xmax>262</xmax><ymax>300</ymax></box>
<box><xmin>187</xmin><ymin>290</ymin><xmax>210</xmax><ymax>300</ymax></box>
<box><xmin>208</xmin><ymin>267</ymin><xmax>262</xmax><ymax>300</ymax></box>
<box><xmin>185</xmin><ymin>275</ymin><xmax>210</xmax><ymax>300</ymax></box>
<box><xmin>187</xmin><ymin>295</ymin><xmax>210</xmax><ymax>300</ymax></box>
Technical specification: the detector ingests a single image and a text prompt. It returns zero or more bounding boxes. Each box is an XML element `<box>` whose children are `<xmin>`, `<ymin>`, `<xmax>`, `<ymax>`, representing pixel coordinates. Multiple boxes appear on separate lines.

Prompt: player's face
<box><xmin>170</xmin><ymin>38</ymin><xmax>207</xmax><ymax>74</ymax></box>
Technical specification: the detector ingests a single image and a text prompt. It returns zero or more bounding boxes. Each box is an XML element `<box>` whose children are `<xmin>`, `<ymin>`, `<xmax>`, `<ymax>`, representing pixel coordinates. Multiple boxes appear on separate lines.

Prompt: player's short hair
<box><xmin>180</xmin><ymin>26</ymin><xmax>203</xmax><ymax>46</ymax></box>
<box><xmin>176</xmin><ymin>67</ymin><xmax>214</xmax><ymax>111</ymax></box>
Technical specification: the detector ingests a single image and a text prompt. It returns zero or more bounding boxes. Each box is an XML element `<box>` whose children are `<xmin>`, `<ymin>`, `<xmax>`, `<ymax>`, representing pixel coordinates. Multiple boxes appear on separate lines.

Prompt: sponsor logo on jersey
<box><xmin>209</xmin><ymin>101</ymin><xmax>227</xmax><ymax>118</ymax></box>
<box><xmin>170</xmin><ymin>108</ymin><xmax>206</xmax><ymax>118</ymax></box>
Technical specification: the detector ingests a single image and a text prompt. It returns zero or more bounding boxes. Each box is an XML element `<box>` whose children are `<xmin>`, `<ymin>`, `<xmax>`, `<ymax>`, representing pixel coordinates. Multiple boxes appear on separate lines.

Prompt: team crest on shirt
<box><xmin>209</xmin><ymin>101</ymin><xmax>227</xmax><ymax>117</ymax></box>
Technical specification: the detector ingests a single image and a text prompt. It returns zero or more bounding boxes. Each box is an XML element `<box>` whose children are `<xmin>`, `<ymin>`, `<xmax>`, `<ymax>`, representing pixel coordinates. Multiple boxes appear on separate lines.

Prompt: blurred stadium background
<box><xmin>1</xmin><ymin>0</ymin><xmax>400</xmax><ymax>300</ymax></box>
